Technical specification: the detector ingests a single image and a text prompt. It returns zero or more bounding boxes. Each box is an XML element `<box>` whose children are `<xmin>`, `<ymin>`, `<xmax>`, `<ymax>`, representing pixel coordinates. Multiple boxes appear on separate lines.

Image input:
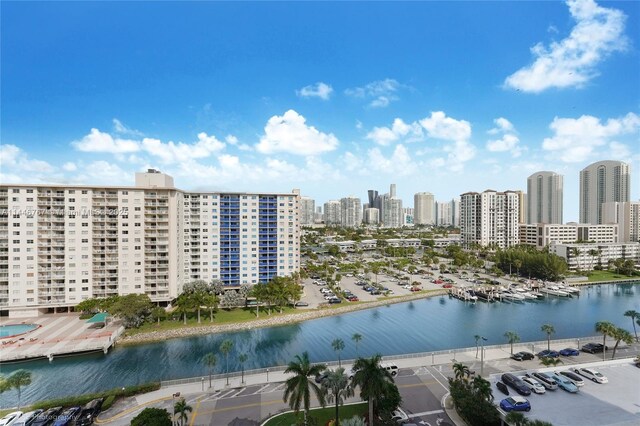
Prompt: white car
<box><xmin>402</xmin><ymin>285</ymin><xmax>412</xmax><ymax>290</ymax></box>
<box><xmin>575</xmin><ymin>368</ymin><xmax>608</xmax><ymax>384</ymax></box>
<box><xmin>0</xmin><ymin>412</ymin><xmax>23</xmax><ymax>426</ymax></box>
<box><xmin>391</xmin><ymin>407</ymin><xmax>409</xmax><ymax>424</ymax></box>
<box><xmin>519</xmin><ymin>376</ymin><xmax>546</xmax><ymax>394</ymax></box>
<box><xmin>320</xmin><ymin>288</ymin><xmax>332</xmax><ymax>294</ymax></box>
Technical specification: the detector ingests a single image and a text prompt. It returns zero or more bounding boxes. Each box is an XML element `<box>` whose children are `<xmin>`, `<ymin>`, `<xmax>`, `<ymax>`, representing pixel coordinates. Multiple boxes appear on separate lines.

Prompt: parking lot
<box><xmin>490</xmin><ymin>359</ymin><xmax>640</xmax><ymax>426</ymax></box>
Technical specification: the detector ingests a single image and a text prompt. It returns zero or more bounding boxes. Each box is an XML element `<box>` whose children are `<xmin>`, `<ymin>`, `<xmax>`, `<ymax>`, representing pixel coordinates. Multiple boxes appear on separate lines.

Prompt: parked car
<box><xmin>511</xmin><ymin>351</ymin><xmax>534</xmax><ymax>361</ymax></box>
<box><xmin>347</xmin><ymin>296</ymin><xmax>359</xmax><ymax>302</ymax></box>
<box><xmin>574</xmin><ymin>368</ymin><xmax>608</xmax><ymax>383</ymax></box>
<box><xmin>501</xmin><ymin>373</ymin><xmax>531</xmax><ymax>396</ymax></box>
<box><xmin>442</xmin><ymin>284</ymin><xmax>453</xmax><ymax>288</ymax></box>
<box><xmin>496</xmin><ymin>381</ymin><xmax>509</xmax><ymax>395</ymax></box>
<box><xmin>519</xmin><ymin>376</ymin><xmax>546</xmax><ymax>394</ymax></box>
<box><xmin>499</xmin><ymin>396</ymin><xmax>531</xmax><ymax>412</ymax></box>
<box><xmin>295</xmin><ymin>301</ymin><xmax>309</xmax><ymax>307</ymax></box>
<box><xmin>381</xmin><ymin>363</ymin><xmax>399</xmax><ymax>377</ymax></box>
<box><xmin>550</xmin><ymin>373</ymin><xmax>579</xmax><ymax>393</ymax></box>
<box><xmin>0</xmin><ymin>412</ymin><xmax>23</xmax><ymax>426</ymax></box>
<box><xmin>31</xmin><ymin>407</ymin><xmax>62</xmax><ymax>426</ymax></box>
<box><xmin>76</xmin><ymin>398</ymin><xmax>104</xmax><ymax>426</ymax></box>
<box><xmin>328</xmin><ymin>298</ymin><xmax>342</xmax><ymax>304</ymax></box>
<box><xmin>315</xmin><ymin>371</ymin><xmax>330</xmax><ymax>383</ymax></box>
<box><xmin>52</xmin><ymin>407</ymin><xmax>81</xmax><ymax>426</ymax></box>
<box><xmin>559</xmin><ymin>347</ymin><xmax>580</xmax><ymax>357</ymax></box>
<box><xmin>391</xmin><ymin>407</ymin><xmax>409</xmax><ymax>423</ymax></box>
<box><xmin>559</xmin><ymin>370</ymin><xmax>585</xmax><ymax>387</ymax></box>
<box><xmin>581</xmin><ymin>343</ymin><xmax>607</xmax><ymax>354</ymax></box>
<box><xmin>527</xmin><ymin>372</ymin><xmax>559</xmax><ymax>390</ymax></box>
<box><xmin>410</xmin><ymin>287</ymin><xmax>421</xmax><ymax>292</ymax></box>
<box><xmin>536</xmin><ymin>349</ymin><xmax>560</xmax><ymax>358</ymax></box>
<box><xmin>11</xmin><ymin>410</ymin><xmax>44</xmax><ymax>426</ymax></box>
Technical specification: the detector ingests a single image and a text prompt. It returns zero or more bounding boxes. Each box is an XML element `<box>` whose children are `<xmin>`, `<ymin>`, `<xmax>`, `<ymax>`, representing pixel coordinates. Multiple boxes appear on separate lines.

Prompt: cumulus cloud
<box><xmin>419</xmin><ymin>111</ymin><xmax>476</xmax><ymax>172</ymax></box>
<box><xmin>141</xmin><ymin>132</ymin><xmax>225</xmax><ymax>164</ymax></box>
<box><xmin>505</xmin><ymin>0</ymin><xmax>628</xmax><ymax>93</ymax></box>
<box><xmin>345</xmin><ymin>78</ymin><xmax>402</xmax><ymax>108</ymax></box>
<box><xmin>255</xmin><ymin>109</ymin><xmax>339</xmax><ymax>155</ymax></box>
<box><xmin>72</xmin><ymin>128</ymin><xmax>140</xmax><ymax>153</ymax></box>
<box><xmin>62</xmin><ymin>162</ymin><xmax>77</xmax><ymax>172</ymax></box>
<box><xmin>0</xmin><ymin>144</ymin><xmax>55</xmax><ymax>174</ymax></box>
<box><xmin>542</xmin><ymin>112</ymin><xmax>640</xmax><ymax>162</ymax></box>
<box><xmin>367</xmin><ymin>144</ymin><xmax>417</xmax><ymax>176</ymax></box>
<box><xmin>112</xmin><ymin>118</ymin><xmax>144</xmax><ymax>137</ymax></box>
<box><xmin>365</xmin><ymin>118</ymin><xmax>423</xmax><ymax>146</ymax></box>
<box><xmin>486</xmin><ymin>117</ymin><xmax>523</xmax><ymax>157</ymax></box>
<box><xmin>296</xmin><ymin>82</ymin><xmax>334</xmax><ymax>100</ymax></box>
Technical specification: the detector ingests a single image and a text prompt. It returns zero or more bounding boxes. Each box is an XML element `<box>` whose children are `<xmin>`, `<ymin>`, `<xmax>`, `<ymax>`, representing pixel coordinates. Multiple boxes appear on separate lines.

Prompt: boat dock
<box><xmin>0</xmin><ymin>315</ymin><xmax>124</xmax><ymax>363</ymax></box>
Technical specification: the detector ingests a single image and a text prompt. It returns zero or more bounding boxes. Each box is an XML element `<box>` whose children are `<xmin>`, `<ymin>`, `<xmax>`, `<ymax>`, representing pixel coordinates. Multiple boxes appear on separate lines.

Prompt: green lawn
<box><xmin>586</xmin><ymin>270</ymin><xmax>637</xmax><ymax>282</ymax></box>
<box><xmin>263</xmin><ymin>402</ymin><xmax>368</xmax><ymax>426</ymax></box>
<box><xmin>125</xmin><ymin>306</ymin><xmax>298</xmax><ymax>337</ymax></box>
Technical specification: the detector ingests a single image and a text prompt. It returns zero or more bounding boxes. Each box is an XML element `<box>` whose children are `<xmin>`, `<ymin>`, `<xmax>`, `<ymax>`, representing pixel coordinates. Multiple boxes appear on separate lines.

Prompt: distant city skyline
<box><xmin>2</xmin><ymin>1</ymin><xmax>639</xmax><ymax>222</ymax></box>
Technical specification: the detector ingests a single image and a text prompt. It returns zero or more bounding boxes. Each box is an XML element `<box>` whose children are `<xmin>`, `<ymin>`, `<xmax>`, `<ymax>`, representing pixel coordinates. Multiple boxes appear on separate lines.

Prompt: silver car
<box><xmin>519</xmin><ymin>375</ymin><xmax>546</xmax><ymax>394</ymax></box>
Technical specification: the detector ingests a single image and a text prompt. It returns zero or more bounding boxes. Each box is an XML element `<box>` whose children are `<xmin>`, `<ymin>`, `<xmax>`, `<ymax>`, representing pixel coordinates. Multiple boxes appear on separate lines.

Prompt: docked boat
<box><xmin>557</xmin><ymin>284</ymin><xmax>580</xmax><ymax>294</ymax></box>
<box><xmin>541</xmin><ymin>286</ymin><xmax>570</xmax><ymax>297</ymax></box>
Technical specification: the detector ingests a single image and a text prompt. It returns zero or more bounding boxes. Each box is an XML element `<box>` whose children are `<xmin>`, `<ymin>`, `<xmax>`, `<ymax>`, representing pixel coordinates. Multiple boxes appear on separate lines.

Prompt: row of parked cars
<box><xmin>497</xmin><ymin>368</ymin><xmax>609</xmax><ymax>412</ymax></box>
<box><xmin>0</xmin><ymin>398</ymin><xmax>103</xmax><ymax>426</ymax></box>
<box><xmin>511</xmin><ymin>343</ymin><xmax>608</xmax><ymax>362</ymax></box>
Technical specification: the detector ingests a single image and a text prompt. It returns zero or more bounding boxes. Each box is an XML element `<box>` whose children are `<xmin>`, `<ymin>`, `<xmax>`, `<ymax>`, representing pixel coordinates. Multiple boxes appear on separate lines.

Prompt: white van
<box><xmin>381</xmin><ymin>362</ymin><xmax>399</xmax><ymax>376</ymax></box>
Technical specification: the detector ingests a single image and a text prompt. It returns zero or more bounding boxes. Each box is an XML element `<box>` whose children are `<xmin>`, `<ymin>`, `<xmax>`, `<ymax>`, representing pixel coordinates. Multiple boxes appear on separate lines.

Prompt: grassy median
<box><xmin>263</xmin><ymin>402</ymin><xmax>367</xmax><ymax>426</ymax></box>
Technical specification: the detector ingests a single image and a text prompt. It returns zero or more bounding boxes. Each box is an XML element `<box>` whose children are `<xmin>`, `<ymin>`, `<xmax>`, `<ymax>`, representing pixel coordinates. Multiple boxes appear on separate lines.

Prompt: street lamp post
<box><xmin>201</xmin><ymin>377</ymin><xmax>204</xmax><ymax>391</ymax></box>
<box><xmin>266</xmin><ymin>368</ymin><xmax>270</xmax><ymax>382</ymax></box>
<box><xmin>480</xmin><ymin>336</ymin><xmax>488</xmax><ymax>376</ymax></box>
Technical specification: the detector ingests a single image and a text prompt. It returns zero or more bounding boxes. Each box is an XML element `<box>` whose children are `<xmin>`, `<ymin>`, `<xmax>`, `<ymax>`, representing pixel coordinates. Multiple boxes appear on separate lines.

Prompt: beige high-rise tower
<box><xmin>414</xmin><ymin>192</ymin><xmax>435</xmax><ymax>225</ymax></box>
<box><xmin>580</xmin><ymin>161</ymin><xmax>630</xmax><ymax>224</ymax></box>
<box><xmin>527</xmin><ymin>171</ymin><xmax>563</xmax><ymax>224</ymax></box>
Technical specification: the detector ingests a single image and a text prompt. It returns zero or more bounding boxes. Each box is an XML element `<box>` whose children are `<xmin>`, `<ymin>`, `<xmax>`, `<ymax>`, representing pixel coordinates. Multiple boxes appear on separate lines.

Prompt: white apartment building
<box><xmin>323</xmin><ymin>200</ymin><xmax>341</xmax><ymax>225</ymax></box>
<box><xmin>435</xmin><ymin>199</ymin><xmax>460</xmax><ymax>227</ymax></box>
<box><xmin>363</xmin><ymin>208</ymin><xmax>380</xmax><ymax>225</ymax></box>
<box><xmin>602</xmin><ymin>201</ymin><xmax>640</xmax><ymax>243</ymax></box>
<box><xmin>527</xmin><ymin>171</ymin><xmax>563</xmax><ymax>224</ymax></box>
<box><xmin>460</xmin><ymin>190</ymin><xmax>520</xmax><ymax>249</ymax></box>
<box><xmin>414</xmin><ymin>192</ymin><xmax>435</xmax><ymax>225</ymax></box>
<box><xmin>0</xmin><ymin>170</ymin><xmax>300</xmax><ymax>317</ymax></box>
<box><xmin>580</xmin><ymin>160</ymin><xmax>630</xmax><ymax>224</ymax></box>
<box><xmin>299</xmin><ymin>196</ymin><xmax>316</xmax><ymax>226</ymax></box>
<box><xmin>549</xmin><ymin>242</ymin><xmax>640</xmax><ymax>271</ymax></box>
<box><xmin>340</xmin><ymin>196</ymin><xmax>362</xmax><ymax>228</ymax></box>
<box><xmin>519</xmin><ymin>223</ymin><xmax>619</xmax><ymax>250</ymax></box>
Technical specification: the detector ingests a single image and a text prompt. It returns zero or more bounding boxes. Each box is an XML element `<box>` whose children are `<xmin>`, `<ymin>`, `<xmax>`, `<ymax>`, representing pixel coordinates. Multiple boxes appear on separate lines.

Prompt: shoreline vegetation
<box><xmin>119</xmin><ymin>289</ymin><xmax>448</xmax><ymax>346</ymax></box>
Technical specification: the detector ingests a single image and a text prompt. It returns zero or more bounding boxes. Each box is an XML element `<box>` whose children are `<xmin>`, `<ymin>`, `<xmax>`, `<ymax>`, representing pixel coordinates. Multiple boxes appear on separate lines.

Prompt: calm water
<box><xmin>1</xmin><ymin>283</ymin><xmax>638</xmax><ymax>406</ymax></box>
<box><xmin>0</xmin><ymin>324</ymin><xmax>38</xmax><ymax>338</ymax></box>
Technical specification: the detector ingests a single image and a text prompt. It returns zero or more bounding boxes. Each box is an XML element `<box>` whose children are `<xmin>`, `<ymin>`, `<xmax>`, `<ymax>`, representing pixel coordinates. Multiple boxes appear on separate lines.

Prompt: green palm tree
<box><xmin>351</xmin><ymin>333</ymin><xmax>363</xmax><ymax>358</ymax></box>
<box><xmin>202</xmin><ymin>353</ymin><xmax>217</xmax><ymax>389</ymax></box>
<box><xmin>7</xmin><ymin>370</ymin><xmax>31</xmax><ymax>409</ymax></box>
<box><xmin>540</xmin><ymin>324</ymin><xmax>555</xmax><ymax>351</ymax></box>
<box><xmin>474</xmin><ymin>334</ymin><xmax>481</xmax><ymax>359</ymax></box>
<box><xmin>173</xmin><ymin>397</ymin><xmax>192</xmax><ymax>426</ymax></box>
<box><xmin>351</xmin><ymin>354</ymin><xmax>394</xmax><ymax>425</ymax></box>
<box><xmin>624</xmin><ymin>310</ymin><xmax>639</xmax><ymax>341</ymax></box>
<box><xmin>539</xmin><ymin>357</ymin><xmax>563</xmax><ymax>367</ymax></box>
<box><xmin>505</xmin><ymin>411</ymin><xmax>527</xmax><ymax>426</ymax></box>
<box><xmin>610</xmin><ymin>326</ymin><xmax>634</xmax><ymax>359</ymax></box>
<box><xmin>283</xmin><ymin>352</ymin><xmax>327</xmax><ymax>426</ymax></box>
<box><xmin>332</xmin><ymin>338</ymin><xmax>345</xmax><ymax>367</ymax></box>
<box><xmin>238</xmin><ymin>353</ymin><xmax>248</xmax><ymax>384</ymax></box>
<box><xmin>219</xmin><ymin>339</ymin><xmax>234</xmax><ymax>386</ymax></box>
<box><xmin>472</xmin><ymin>375</ymin><xmax>493</xmax><ymax>402</ymax></box>
<box><xmin>504</xmin><ymin>331</ymin><xmax>520</xmax><ymax>355</ymax></box>
<box><xmin>595</xmin><ymin>321</ymin><xmax>615</xmax><ymax>361</ymax></box>
<box><xmin>323</xmin><ymin>368</ymin><xmax>354</xmax><ymax>426</ymax></box>
<box><xmin>452</xmin><ymin>362</ymin><xmax>470</xmax><ymax>381</ymax></box>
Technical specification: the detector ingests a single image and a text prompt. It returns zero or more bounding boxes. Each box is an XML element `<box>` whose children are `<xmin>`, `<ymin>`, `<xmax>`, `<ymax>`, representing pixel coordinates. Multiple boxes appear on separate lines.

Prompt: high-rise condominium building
<box><xmin>323</xmin><ymin>200</ymin><xmax>341</xmax><ymax>225</ymax></box>
<box><xmin>580</xmin><ymin>160</ymin><xmax>630</xmax><ymax>225</ymax></box>
<box><xmin>299</xmin><ymin>197</ymin><xmax>315</xmax><ymax>226</ymax></box>
<box><xmin>435</xmin><ymin>198</ymin><xmax>460</xmax><ymax>227</ymax></box>
<box><xmin>414</xmin><ymin>192</ymin><xmax>435</xmax><ymax>225</ymax></box>
<box><xmin>0</xmin><ymin>170</ymin><xmax>300</xmax><ymax>317</ymax></box>
<box><xmin>460</xmin><ymin>190</ymin><xmax>520</xmax><ymax>248</ymax></box>
<box><xmin>602</xmin><ymin>201</ymin><xmax>640</xmax><ymax>243</ymax></box>
<box><xmin>382</xmin><ymin>184</ymin><xmax>403</xmax><ymax>228</ymax></box>
<box><xmin>527</xmin><ymin>171</ymin><xmax>563</xmax><ymax>224</ymax></box>
<box><xmin>340</xmin><ymin>196</ymin><xmax>362</xmax><ymax>228</ymax></box>
<box><xmin>363</xmin><ymin>208</ymin><xmax>380</xmax><ymax>224</ymax></box>
<box><xmin>514</xmin><ymin>191</ymin><xmax>527</xmax><ymax>224</ymax></box>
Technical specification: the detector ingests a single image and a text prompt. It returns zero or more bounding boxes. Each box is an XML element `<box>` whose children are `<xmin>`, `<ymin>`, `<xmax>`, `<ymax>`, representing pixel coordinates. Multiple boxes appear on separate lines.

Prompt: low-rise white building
<box><xmin>519</xmin><ymin>223</ymin><xmax>619</xmax><ymax>250</ymax></box>
<box><xmin>549</xmin><ymin>242</ymin><xmax>640</xmax><ymax>271</ymax></box>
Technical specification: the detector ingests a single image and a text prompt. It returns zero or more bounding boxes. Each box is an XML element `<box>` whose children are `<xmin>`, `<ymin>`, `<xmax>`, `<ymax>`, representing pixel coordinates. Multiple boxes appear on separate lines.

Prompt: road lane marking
<box><xmin>196</xmin><ymin>399</ymin><xmax>284</xmax><ymax>416</ymax></box>
<box><xmin>409</xmin><ymin>409</ymin><xmax>444</xmax><ymax>417</ymax></box>
<box><xmin>252</xmin><ymin>384</ymin><xmax>271</xmax><ymax>394</ymax></box>
<box><xmin>189</xmin><ymin>396</ymin><xmax>204</xmax><ymax>426</ymax></box>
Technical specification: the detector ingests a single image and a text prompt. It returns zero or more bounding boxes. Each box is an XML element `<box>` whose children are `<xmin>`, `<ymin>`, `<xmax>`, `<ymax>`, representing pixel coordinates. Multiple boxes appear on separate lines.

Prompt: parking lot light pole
<box><xmin>201</xmin><ymin>377</ymin><xmax>204</xmax><ymax>391</ymax></box>
<box><xmin>266</xmin><ymin>368</ymin><xmax>270</xmax><ymax>382</ymax></box>
<box><xmin>480</xmin><ymin>336</ymin><xmax>488</xmax><ymax>376</ymax></box>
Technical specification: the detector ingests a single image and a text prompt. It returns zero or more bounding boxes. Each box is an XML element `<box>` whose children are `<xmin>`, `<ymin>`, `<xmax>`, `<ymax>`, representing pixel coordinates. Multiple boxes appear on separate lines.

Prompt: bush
<box><xmin>102</xmin><ymin>394</ymin><xmax>116</xmax><ymax>410</ymax></box>
<box><xmin>131</xmin><ymin>407</ymin><xmax>171</xmax><ymax>426</ymax></box>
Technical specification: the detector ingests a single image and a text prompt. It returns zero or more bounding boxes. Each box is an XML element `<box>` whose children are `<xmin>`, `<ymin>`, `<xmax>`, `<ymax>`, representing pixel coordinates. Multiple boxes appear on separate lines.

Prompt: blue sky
<box><xmin>1</xmin><ymin>0</ymin><xmax>639</xmax><ymax>221</ymax></box>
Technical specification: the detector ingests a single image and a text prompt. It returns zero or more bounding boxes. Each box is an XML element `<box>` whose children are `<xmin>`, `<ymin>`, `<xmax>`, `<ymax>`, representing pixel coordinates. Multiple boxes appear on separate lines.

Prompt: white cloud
<box><xmin>542</xmin><ymin>112</ymin><xmax>640</xmax><ymax>162</ymax></box>
<box><xmin>366</xmin><ymin>118</ymin><xmax>423</xmax><ymax>146</ymax></box>
<box><xmin>255</xmin><ymin>109</ymin><xmax>339</xmax><ymax>155</ymax></box>
<box><xmin>505</xmin><ymin>0</ymin><xmax>628</xmax><ymax>93</ymax></box>
<box><xmin>141</xmin><ymin>132</ymin><xmax>225</xmax><ymax>164</ymax></box>
<box><xmin>296</xmin><ymin>82</ymin><xmax>334</xmax><ymax>100</ymax></box>
<box><xmin>62</xmin><ymin>162</ymin><xmax>77</xmax><ymax>172</ymax></box>
<box><xmin>72</xmin><ymin>128</ymin><xmax>140</xmax><ymax>153</ymax></box>
<box><xmin>486</xmin><ymin>117</ymin><xmax>523</xmax><ymax>157</ymax></box>
<box><xmin>367</xmin><ymin>144</ymin><xmax>417</xmax><ymax>176</ymax></box>
<box><xmin>608</xmin><ymin>141</ymin><xmax>631</xmax><ymax>159</ymax></box>
<box><xmin>345</xmin><ymin>78</ymin><xmax>402</xmax><ymax>108</ymax></box>
<box><xmin>225</xmin><ymin>135</ymin><xmax>238</xmax><ymax>145</ymax></box>
<box><xmin>443</xmin><ymin>140</ymin><xmax>477</xmax><ymax>172</ymax></box>
<box><xmin>0</xmin><ymin>144</ymin><xmax>55</xmax><ymax>173</ymax></box>
<box><xmin>419</xmin><ymin>111</ymin><xmax>471</xmax><ymax>142</ymax></box>
<box><xmin>112</xmin><ymin>119</ymin><xmax>144</xmax><ymax>137</ymax></box>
